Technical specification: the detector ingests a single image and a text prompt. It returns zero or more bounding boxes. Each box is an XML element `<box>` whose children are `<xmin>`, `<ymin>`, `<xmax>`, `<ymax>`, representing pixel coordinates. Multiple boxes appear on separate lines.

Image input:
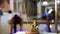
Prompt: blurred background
<box><xmin>0</xmin><ymin>0</ymin><xmax>60</xmax><ymax>34</ymax></box>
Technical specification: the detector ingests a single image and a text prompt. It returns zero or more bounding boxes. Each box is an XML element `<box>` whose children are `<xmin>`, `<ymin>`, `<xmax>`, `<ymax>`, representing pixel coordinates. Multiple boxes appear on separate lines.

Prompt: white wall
<box><xmin>10</xmin><ymin>0</ymin><xmax>14</xmax><ymax>12</ymax></box>
<box><xmin>1</xmin><ymin>13</ymin><xmax>14</xmax><ymax>34</ymax></box>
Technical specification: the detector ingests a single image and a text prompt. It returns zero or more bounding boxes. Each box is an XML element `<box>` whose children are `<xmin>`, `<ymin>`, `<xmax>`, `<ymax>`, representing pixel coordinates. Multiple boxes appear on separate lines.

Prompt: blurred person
<box><xmin>42</xmin><ymin>10</ymin><xmax>55</xmax><ymax>32</ymax></box>
<box><xmin>0</xmin><ymin>8</ymin><xmax>3</xmax><ymax>15</ymax></box>
<box><xmin>10</xmin><ymin>14</ymin><xmax>23</xmax><ymax>34</ymax></box>
<box><xmin>5</xmin><ymin>0</ymin><xmax>10</xmax><ymax>13</ymax></box>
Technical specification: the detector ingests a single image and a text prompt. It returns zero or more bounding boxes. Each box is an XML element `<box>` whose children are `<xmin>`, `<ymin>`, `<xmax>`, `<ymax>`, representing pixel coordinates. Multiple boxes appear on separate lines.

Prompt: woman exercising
<box><xmin>10</xmin><ymin>14</ymin><xmax>23</xmax><ymax>34</ymax></box>
<box><xmin>42</xmin><ymin>10</ymin><xmax>55</xmax><ymax>32</ymax></box>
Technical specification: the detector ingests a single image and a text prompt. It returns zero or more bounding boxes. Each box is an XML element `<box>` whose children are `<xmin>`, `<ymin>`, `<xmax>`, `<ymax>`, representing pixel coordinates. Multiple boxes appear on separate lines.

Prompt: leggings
<box><xmin>14</xmin><ymin>22</ymin><xmax>17</xmax><ymax>33</ymax></box>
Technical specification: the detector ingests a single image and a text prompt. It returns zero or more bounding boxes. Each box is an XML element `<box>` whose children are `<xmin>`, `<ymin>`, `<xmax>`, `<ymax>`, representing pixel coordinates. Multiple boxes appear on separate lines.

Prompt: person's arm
<box><xmin>46</xmin><ymin>17</ymin><xmax>51</xmax><ymax>32</ymax></box>
<box><xmin>10</xmin><ymin>17</ymin><xmax>14</xmax><ymax>34</ymax></box>
<box><xmin>19</xmin><ymin>17</ymin><xmax>23</xmax><ymax>31</ymax></box>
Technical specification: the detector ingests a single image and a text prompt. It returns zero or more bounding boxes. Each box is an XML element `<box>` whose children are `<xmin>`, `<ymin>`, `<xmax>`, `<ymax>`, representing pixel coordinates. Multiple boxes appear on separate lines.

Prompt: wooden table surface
<box><xmin>23</xmin><ymin>20</ymin><xmax>60</xmax><ymax>24</ymax></box>
<box><xmin>26</xmin><ymin>31</ymin><xmax>39</xmax><ymax>34</ymax></box>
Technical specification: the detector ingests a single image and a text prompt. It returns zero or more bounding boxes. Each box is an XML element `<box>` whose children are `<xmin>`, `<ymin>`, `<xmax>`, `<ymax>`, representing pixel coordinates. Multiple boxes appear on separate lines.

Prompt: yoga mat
<box><xmin>12</xmin><ymin>27</ymin><xmax>26</xmax><ymax>34</ymax></box>
<box><xmin>38</xmin><ymin>25</ymin><xmax>55</xmax><ymax>32</ymax></box>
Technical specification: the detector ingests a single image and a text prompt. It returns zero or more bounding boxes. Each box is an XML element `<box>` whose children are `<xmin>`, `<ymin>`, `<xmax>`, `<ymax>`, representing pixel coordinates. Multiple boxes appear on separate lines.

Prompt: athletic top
<box><xmin>11</xmin><ymin>14</ymin><xmax>22</xmax><ymax>24</ymax></box>
<box><xmin>43</xmin><ymin>13</ymin><xmax>52</xmax><ymax>20</ymax></box>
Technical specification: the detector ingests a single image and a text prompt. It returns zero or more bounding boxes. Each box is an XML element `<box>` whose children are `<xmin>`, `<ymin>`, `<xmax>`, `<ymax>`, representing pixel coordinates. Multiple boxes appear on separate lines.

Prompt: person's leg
<box><xmin>10</xmin><ymin>23</ymin><xmax>13</xmax><ymax>34</ymax></box>
<box><xmin>46</xmin><ymin>17</ymin><xmax>51</xmax><ymax>32</ymax></box>
<box><xmin>19</xmin><ymin>23</ymin><xmax>23</xmax><ymax>31</ymax></box>
<box><xmin>47</xmin><ymin>22</ymin><xmax>51</xmax><ymax>32</ymax></box>
<box><xmin>14</xmin><ymin>23</ymin><xmax>17</xmax><ymax>33</ymax></box>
